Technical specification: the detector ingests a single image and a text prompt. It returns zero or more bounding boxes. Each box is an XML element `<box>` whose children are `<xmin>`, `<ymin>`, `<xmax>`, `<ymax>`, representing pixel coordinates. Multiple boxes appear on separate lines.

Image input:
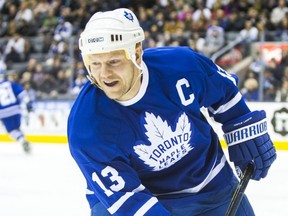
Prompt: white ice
<box><xmin>0</xmin><ymin>142</ymin><xmax>287</xmax><ymax>216</ymax></box>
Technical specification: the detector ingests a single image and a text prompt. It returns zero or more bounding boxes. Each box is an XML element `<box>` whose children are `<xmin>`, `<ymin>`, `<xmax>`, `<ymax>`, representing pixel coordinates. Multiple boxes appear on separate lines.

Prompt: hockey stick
<box><xmin>225</xmin><ymin>163</ymin><xmax>254</xmax><ymax>216</ymax></box>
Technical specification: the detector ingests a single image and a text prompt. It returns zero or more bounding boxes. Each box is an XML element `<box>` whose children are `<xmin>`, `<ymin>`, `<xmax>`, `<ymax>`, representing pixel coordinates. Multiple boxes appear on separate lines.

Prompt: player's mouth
<box><xmin>104</xmin><ymin>81</ymin><xmax>118</xmax><ymax>87</ymax></box>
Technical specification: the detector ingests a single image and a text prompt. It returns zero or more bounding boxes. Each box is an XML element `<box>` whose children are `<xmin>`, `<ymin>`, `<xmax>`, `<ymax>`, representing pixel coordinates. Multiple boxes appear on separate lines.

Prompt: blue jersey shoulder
<box><xmin>67</xmin><ymin>82</ymin><xmax>133</xmax><ymax>163</ymax></box>
<box><xmin>143</xmin><ymin>47</ymin><xmax>218</xmax><ymax>84</ymax></box>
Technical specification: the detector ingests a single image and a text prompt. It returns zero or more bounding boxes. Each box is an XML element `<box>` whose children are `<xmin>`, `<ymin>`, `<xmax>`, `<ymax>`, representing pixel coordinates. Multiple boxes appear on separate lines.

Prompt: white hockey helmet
<box><xmin>79</xmin><ymin>8</ymin><xmax>145</xmax><ymax>69</ymax></box>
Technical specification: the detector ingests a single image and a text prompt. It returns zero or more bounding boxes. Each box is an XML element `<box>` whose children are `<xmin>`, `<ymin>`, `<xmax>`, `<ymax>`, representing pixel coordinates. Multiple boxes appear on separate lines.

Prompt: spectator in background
<box><xmin>71</xmin><ymin>60</ymin><xmax>87</xmax><ymax>95</ymax></box>
<box><xmin>192</xmin><ymin>1</ymin><xmax>211</xmax><ymax>23</ymax></box>
<box><xmin>277</xmin><ymin>50</ymin><xmax>288</xmax><ymax>78</ymax></box>
<box><xmin>239</xmin><ymin>19</ymin><xmax>259</xmax><ymax>42</ymax></box>
<box><xmin>138</xmin><ymin>6</ymin><xmax>153</xmax><ymax>32</ymax></box>
<box><xmin>6</xmin><ymin>20</ymin><xmax>17</xmax><ymax>36</ymax></box>
<box><xmin>46</xmin><ymin>55</ymin><xmax>63</xmax><ymax>79</ymax></box>
<box><xmin>19</xmin><ymin>71</ymin><xmax>33</xmax><ymax>86</ymax></box>
<box><xmin>203</xmin><ymin>19</ymin><xmax>225</xmax><ymax>57</ymax></box>
<box><xmin>17</xmin><ymin>18</ymin><xmax>37</xmax><ymax>36</ymax></box>
<box><xmin>41</xmin><ymin>34</ymin><xmax>54</xmax><ymax>53</ymax></box>
<box><xmin>239</xmin><ymin>19</ymin><xmax>259</xmax><ymax>56</ymax></box>
<box><xmin>21</xmin><ymin>57</ymin><xmax>38</xmax><ymax>76</ymax></box>
<box><xmin>47</xmin><ymin>35</ymin><xmax>69</xmax><ymax>61</ymax></box>
<box><xmin>148</xmin><ymin>24</ymin><xmax>162</xmax><ymax>46</ymax></box>
<box><xmin>241</xmin><ymin>77</ymin><xmax>259</xmax><ymax>101</ymax></box>
<box><xmin>53</xmin><ymin>16</ymin><xmax>73</xmax><ymax>41</ymax></box>
<box><xmin>14</xmin><ymin>1</ymin><xmax>36</xmax><ymax>36</ymax></box>
<box><xmin>6</xmin><ymin>69</ymin><xmax>20</xmax><ymax>83</ymax></box>
<box><xmin>37</xmin><ymin>72</ymin><xmax>58</xmax><ymax>98</ymax></box>
<box><xmin>32</xmin><ymin>63</ymin><xmax>45</xmax><ymax>87</ymax></box>
<box><xmin>249</xmin><ymin>51</ymin><xmax>265</xmax><ymax>74</ymax></box>
<box><xmin>212</xmin><ymin>8</ymin><xmax>227</xmax><ymax>30</ymax></box>
<box><xmin>163</xmin><ymin>10</ymin><xmax>185</xmax><ymax>36</ymax></box>
<box><xmin>275</xmin><ymin>79</ymin><xmax>288</xmax><ymax>102</ymax></box>
<box><xmin>246</xmin><ymin>7</ymin><xmax>260</xmax><ymax>25</ymax></box>
<box><xmin>1</xmin><ymin>1</ymin><xmax>17</xmax><ymax>22</ymax></box>
<box><xmin>283</xmin><ymin>66</ymin><xmax>288</xmax><ymax>81</ymax></box>
<box><xmin>267</xmin><ymin>57</ymin><xmax>283</xmax><ymax>88</ymax></box>
<box><xmin>263</xmin><ymin>68</ymin><xmax>277</xmax><ymax>101</ymax></box>
<box><xmin>4</xmin><ymin>32</ymin><xmax>29</xmax><ymax>64</ymax></box>
<box><xmin>39</xmin><ymin>9</ymin><xmax>58</xmax><ymax>35</ymax></box>
<box><xmin>68</xmin><ymin>1</ymin><xmax>91</xmax><ymax>32</ymax></box>
<box><xmin>270</xmin><ymin>0</ymin><xmax>288</xmax><ymax>28</ymax></box>
<box><xmin>23</xmin><ymin>80</ymin><xmax>37</xmax><ymax>103</ymax></box>
<box><xmin>188</xmin><ymin>32</ymin><xmax>205</xmax><ymax>54</ymax></box>
<box><xmin>55</xmin><ymin>69</ymin><xmax>69</xmax><ymax>94</ymax></box>
<box><xmin>0</xmin><ymin>15</ymin><xmax>8</xmax><ymax>37</ymax></box>
<box><xmin>224</xmin><ymin>10</ymin><xmax>245</xmax><ymax>32</ymax></box>
<box><xmin>178</xmin><ymin>3</ymin><xmax>194</xmax><ymax>31</ymax></box>
<box><xmin>33</xmin><ymin>0</ymin><xmax>51</xmax><ymax>28</ymax></box>
<box><xmin>71</xmin><ymin>69</ymin><xmax>88</xmax><ymax>95</ymax></box>
<box><xmin>14</xmin><ymin>1</ymin><xmax>33</xmax><ymax>24</ymax></box>
<box><xmin>275</xmin><ymin>17</ymin><xmax>288</xmax><ymax>41</ymax></box>
<box><xmin>256</xmin><ymin>19</ymin><xmax>273</xmax><ymax>42</ymax></box>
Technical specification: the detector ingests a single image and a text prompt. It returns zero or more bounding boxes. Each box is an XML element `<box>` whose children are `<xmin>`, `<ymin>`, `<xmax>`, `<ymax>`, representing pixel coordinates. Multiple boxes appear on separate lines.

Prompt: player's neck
<box><xmin>116</xmin><ymin>69</ymin><xmax>143</xmax><ymax>102</ymax></box>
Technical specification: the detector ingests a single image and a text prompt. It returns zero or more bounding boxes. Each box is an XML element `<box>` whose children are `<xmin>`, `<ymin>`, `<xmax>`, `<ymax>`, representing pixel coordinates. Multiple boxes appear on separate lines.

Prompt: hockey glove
<box><xmin>222</xmin><ymin>110</ymin><xmax>276</xmax><ymax>180</ymax></box>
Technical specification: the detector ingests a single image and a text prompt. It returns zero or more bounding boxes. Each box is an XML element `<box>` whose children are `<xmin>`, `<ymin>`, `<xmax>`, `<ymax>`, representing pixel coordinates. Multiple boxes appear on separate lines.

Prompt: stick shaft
<box><xmin>225</xmin><ymin>163</ymin><xmax>254</xmax><ymax>216</ymax></box>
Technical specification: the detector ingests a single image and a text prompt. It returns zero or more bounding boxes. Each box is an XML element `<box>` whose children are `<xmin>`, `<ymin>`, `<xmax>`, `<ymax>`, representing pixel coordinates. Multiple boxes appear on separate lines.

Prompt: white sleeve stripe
<box><xmin>208</xmin><ymin>92</ymin><xmax>242</xmax><ymax>115</ymax></box>
<box><xmin>154</xmin><ymin>155</ymin><xmax>226</xmax><ymax>196</ymax></box>
<box><xmin>108</xmin><ymin>192</ymin><xmax>133</xmax><ymax>214</ymax></box>
<box><xmin>0</xmin><ymin>105</ymin><xmax>21</xmax><ymax>119</ymax></box>
<box><xmin>134</xmin><ymin>197</ymin><xmax>158</xmax><ymax>216</ymax></box>
<box><xmin>133</xmin><ymin>184</ymin><xmax>146</xmax><ymax>193</ymax></box>
<box><xmin>85</xmin><ymin>189</ymin><xmax>94</xmax><ymax>195</ymax></box>
<box><xmin>107</xmin><ymin>184</ymin><xmax>145</xmax><ymax>214</ymax></box>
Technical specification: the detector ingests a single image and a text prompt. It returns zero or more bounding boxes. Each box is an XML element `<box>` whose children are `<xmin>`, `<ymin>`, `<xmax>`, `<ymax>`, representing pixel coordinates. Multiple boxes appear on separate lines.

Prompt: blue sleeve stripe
<box><xmin>208</xmin><ymin>92</ymin><xmax>242</xmax><ymax>115</ymax></box>
<box><xmin>107</xmin><ymin>184</ymin><xmax>145</xmax><ymax>214</ymax></box>
<box><xmin>134</xmin><ymin>197</ymin><xmax>158</xmax><ymax>216</ymax></box>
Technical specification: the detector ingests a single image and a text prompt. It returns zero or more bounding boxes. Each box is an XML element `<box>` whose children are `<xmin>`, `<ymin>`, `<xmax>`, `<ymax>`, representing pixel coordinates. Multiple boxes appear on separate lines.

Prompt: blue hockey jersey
<box><xmin>67</xmin><ymin>47</ymin><xmax>251</xmax><ymax>215</ymax></box>
<box><xmin>0</xmin><ymin>80</ymin><xmax>27</xmax><ymax>119</ymax></box>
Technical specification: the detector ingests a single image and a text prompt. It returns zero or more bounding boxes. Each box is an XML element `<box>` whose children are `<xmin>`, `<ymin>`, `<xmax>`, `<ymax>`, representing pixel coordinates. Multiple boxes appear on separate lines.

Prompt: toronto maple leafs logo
<box><xmin>124</xmin><ymin>11</ymin><xmax>134</xmax><ymax>22</ymax></box>
<box><xmin>134</xmin><ymin>112</ymin><xmax>193</xmax><ymax>171</ymax></box>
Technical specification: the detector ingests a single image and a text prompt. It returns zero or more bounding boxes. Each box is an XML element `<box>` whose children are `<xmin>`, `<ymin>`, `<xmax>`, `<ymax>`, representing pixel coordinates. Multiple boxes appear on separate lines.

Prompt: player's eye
<box><xmin>91</xmin><ymin>62</ymin><xmax>101</xmax><ymax>67</ymax></box>
<box><xmin>109</xmin><ymin>59</ymin><xmax>121</xmax><ymax>66</ymax></box>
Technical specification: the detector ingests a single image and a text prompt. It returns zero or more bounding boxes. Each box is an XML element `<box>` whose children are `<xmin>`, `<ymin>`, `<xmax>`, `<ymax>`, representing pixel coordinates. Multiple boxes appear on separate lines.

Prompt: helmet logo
<box><xmin>88</xmin><ymin>37</ymin><xmax>104</xmax><ymax>43</ymax></box>
<box><xmin>124</xmin><ymin>11</ymin><xmax>134</xmax><ymax>22</ymax></box>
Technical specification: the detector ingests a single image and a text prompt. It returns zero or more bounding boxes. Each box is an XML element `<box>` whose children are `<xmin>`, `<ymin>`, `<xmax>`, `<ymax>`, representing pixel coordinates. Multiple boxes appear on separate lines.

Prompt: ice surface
<box><xmin>0</xmin><ymin>143</ymin><xmax>287</xmax><ymax>216</ymax></box>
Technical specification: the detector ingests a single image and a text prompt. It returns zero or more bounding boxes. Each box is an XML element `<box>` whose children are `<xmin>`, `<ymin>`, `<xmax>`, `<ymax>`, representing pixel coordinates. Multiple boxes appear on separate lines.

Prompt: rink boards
<box><xmin>0</xmin><ymin>101</ymin><xmax>287</xmax><ymax>150</ymax></box>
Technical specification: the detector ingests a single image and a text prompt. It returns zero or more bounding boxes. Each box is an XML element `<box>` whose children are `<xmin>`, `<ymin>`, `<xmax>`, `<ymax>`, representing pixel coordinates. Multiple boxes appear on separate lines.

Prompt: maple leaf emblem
<box><xmin>124</xmin><ymin>11</ymin><xmax>134</xmax><ymax>22</ymax></box>
<box><xmin>134</xmin><ymin>112</ymin><xmax>193</xmax><ymax>171</ymax></box>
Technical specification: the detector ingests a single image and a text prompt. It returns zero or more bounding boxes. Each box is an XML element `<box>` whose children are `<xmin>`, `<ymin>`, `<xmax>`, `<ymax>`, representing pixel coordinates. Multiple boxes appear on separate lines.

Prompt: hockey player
<box><xmin>67</xmin><ymin>8</ymin><xmax>276</xmax><ymax>216</ymax></box>
<box><xmin>0</xmin><ymin>69</ymin><xmax>32</xmax><ymax>153</ymax></box>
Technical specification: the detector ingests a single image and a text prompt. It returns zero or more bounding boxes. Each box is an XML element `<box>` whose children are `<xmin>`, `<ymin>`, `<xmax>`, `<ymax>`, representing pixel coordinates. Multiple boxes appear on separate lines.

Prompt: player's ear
<box><xmin>135</xmin><ymin>42</ymin><xmax>142</xmax><ymax>66</ymax></box>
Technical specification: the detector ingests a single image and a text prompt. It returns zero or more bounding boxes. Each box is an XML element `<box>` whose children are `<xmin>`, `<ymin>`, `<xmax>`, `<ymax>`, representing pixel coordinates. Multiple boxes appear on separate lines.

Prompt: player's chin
<box><xmin>103</xmin><ymin>89</ymin><xmax>122</xmax><ymax>100</ymax></box>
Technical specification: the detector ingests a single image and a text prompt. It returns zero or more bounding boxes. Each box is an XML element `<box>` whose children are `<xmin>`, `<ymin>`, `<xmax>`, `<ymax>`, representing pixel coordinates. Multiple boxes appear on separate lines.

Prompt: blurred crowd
<box><xmin>0</xmin><ymin>0</ymin><xmax>288</xmax><ymax>101</ymax></box>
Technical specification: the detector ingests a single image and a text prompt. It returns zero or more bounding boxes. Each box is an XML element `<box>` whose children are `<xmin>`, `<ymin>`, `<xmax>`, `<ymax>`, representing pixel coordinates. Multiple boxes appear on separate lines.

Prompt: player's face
<box><xmin>88</xmin><ymin>50</ymin><xmax>141</xmax><ymax>101</ymax></box>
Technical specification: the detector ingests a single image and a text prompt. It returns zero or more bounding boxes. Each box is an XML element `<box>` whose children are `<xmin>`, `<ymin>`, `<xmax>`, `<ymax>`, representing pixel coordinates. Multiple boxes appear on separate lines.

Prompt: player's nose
<box><xmin>100</xmin><ymin>65</ymin><xmax>113</xmax><ymax>78</ymax></box>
